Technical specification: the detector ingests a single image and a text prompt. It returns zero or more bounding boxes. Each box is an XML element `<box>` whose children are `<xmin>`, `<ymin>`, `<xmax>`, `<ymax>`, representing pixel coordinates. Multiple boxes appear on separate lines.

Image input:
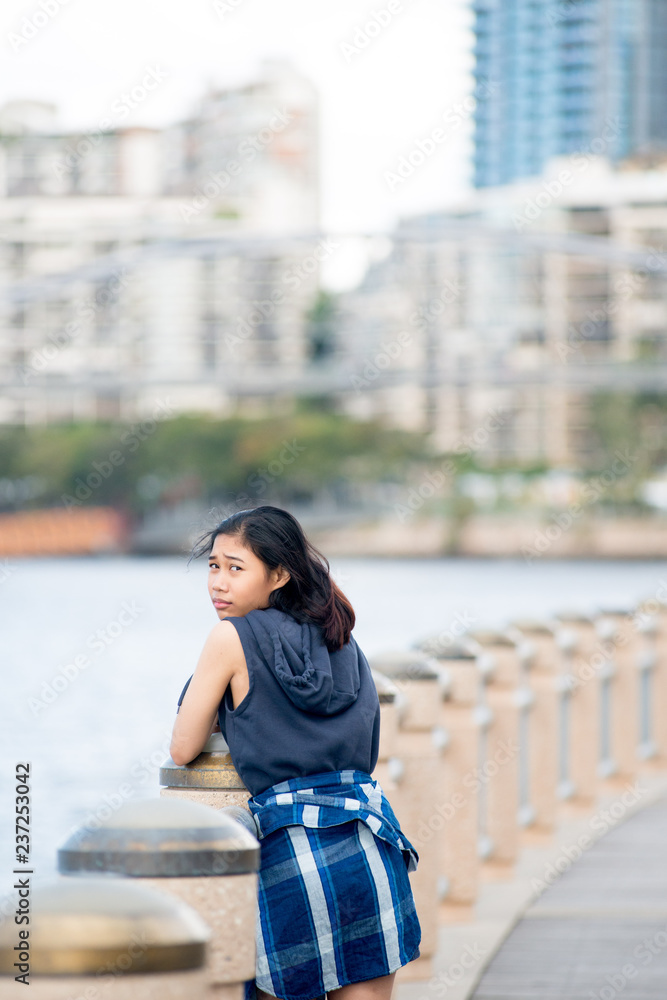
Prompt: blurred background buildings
<box><xmin>0</xmin><ymin>59</ymin><xmax>321</xmax><ymax>424</ymax></box>
<box><xmin>1</xmin><ymin>0</ymin><xmax>667</xmax><ymax>553</ymax></box>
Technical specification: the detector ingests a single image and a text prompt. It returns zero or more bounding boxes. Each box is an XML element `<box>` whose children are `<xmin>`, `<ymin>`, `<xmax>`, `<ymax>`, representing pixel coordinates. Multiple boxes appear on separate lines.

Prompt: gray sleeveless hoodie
<box><xmin>218</xmin><ymin>606</ymin><xmax>381</xmax><ymax>796</ymax></box>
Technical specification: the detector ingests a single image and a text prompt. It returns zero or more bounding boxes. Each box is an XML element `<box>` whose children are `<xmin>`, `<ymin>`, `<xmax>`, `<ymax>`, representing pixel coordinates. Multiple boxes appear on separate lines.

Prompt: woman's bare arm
<box><xmin>170</xmin><ymin>620</ymin><xmax>243</xmax><ymax>765</ymax></box>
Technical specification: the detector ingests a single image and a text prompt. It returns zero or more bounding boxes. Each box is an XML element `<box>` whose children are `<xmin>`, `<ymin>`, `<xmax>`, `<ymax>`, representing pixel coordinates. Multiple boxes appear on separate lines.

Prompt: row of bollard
<box><xmin>0</xmin><ymin>746</ymin><xmax>259</xmax><ymax>998</ymax></box>
<box><xmin>2</xmin><ymin>601</ymin><xmax>667</xmax><ymax>994</ymax></box>
<box><xmin>368</xmin><ymin>601</ymin><xmax>667</xmax><ymax>979</ymax></box>
<box><xmin>0</xmin><ymin>795</ymin><xmax>260</xmax><ymax>998</ymax></box>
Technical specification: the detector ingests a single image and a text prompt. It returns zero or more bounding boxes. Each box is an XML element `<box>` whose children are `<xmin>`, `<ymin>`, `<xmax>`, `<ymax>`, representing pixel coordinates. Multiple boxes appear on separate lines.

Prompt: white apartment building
<box><xmin>335</xmin><ymin>156</ymin><xmax>667</xmax><ymax>466</ymax></box>
<box><xmin>0</xmin><ymin>60</ymin><xmax>322</xmax><ymax>426</ymax></box>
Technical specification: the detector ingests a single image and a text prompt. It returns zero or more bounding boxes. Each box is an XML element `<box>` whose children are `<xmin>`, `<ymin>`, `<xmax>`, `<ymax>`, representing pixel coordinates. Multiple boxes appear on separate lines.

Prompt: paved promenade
<box><xmin>397</xmin><ymin>773</ymin><xmax>667</xmax><ymax>1000</ymax></box>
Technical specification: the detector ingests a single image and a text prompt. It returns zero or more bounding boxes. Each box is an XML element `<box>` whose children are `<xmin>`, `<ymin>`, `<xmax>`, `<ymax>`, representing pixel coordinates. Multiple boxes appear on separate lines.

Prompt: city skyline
<box><xmin>0</xmin><ymin>0</ymin><xmax>474</xmax><ymax>234</ymax></box>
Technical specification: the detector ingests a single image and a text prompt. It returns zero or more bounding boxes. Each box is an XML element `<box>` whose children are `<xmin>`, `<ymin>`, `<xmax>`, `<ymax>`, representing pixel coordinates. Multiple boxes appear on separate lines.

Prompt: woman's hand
<box><xmin>169</xmin><ymin>621</ymin><xmax>243</xmax><ymax>765</ymax></box>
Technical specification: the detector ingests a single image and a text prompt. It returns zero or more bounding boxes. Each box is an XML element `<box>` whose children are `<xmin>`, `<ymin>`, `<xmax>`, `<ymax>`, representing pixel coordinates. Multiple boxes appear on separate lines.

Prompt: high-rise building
<box><xmin>473</xmin><ymin>0</ymin><xmax>667</xmax><ymax>188</ymax></box>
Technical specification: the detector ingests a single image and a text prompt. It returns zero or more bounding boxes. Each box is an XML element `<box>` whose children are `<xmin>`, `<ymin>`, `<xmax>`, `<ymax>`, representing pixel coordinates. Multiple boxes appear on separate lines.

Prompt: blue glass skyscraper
<box><xmin>473</xmin><ymin>0</ymin><xmax>667</xmax><ymax>187</ymax></box>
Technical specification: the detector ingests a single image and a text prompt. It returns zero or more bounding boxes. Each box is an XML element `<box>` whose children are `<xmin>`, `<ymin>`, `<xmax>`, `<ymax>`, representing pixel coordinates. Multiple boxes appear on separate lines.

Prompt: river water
<box><xmin>1</xmin><ymin>554</ymin><xmax>666</xmax><ymax>893</ymax></box>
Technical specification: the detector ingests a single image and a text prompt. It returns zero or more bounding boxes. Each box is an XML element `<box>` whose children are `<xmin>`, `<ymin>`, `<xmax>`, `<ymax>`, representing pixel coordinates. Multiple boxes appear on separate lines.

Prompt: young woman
<box><xmin>170</xmin><ymin>505</ymin><xmax>421</xmax><ymax>1000</ymax></box>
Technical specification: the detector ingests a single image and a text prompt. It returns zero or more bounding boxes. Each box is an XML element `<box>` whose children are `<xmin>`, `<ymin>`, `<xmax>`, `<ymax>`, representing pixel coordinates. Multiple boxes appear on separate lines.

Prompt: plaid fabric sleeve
<box><xmin>247</xmin><ymin>769</ymin><xmax>419</xmax><ymax>873</ymax></box>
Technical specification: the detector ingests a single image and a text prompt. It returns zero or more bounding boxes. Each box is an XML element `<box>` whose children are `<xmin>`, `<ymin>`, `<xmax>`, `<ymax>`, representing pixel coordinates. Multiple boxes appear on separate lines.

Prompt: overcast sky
<box><xmin>0</xmin><ymin>0</ymin><xmax>474</xmax><ymax>237</ymax></box>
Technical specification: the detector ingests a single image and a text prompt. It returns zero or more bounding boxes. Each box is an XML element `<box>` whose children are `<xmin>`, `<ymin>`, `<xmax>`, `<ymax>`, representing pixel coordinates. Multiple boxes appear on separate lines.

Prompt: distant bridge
<box><xmin>1</xmin><ymin>220</ymin><xmax>666</xmax><ymax>307</ymax></box>
<box><xmin>2</xmin><ymin>361</ymin><xmax>667</xmax><ymax>394</ymax></box>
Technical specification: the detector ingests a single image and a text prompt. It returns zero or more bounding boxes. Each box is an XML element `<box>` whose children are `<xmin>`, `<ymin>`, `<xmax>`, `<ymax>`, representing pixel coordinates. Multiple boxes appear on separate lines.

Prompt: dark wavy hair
<box><xmin>188</xmin><ymin>505</ymin><xmax>355</xmax><ymax>652</ymax></box>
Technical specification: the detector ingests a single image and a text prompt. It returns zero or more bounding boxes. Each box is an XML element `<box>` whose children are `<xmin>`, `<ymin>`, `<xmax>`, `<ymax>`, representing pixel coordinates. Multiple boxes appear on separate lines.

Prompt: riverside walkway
<box><xmin>395</xmin><ymin>774</ymin><xmax>667</xmax><ymax>1000</ymax></box>
<box><xmin>470</xmin><ymin>788</ymin><xmax>667</xmax><ymax>1000</ymax></box>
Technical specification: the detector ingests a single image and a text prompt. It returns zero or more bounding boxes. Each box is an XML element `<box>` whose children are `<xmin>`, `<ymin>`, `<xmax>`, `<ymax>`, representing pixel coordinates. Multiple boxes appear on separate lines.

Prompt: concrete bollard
<box><xmin>595</xmin><ymin>608</ymin><xmax>641</xmax><ymax>789</ymax></box>
<box><xmin>0</xmin><ymin>876</ymin><xmax>210</xmax><ymax>999</ymax></box>
<box><xmin>58</xmin><ymin>798</ymin><xmax>259</xmax><ymax>999</ymax></box>
<box><xmin>371</xmin><ymin>669</ymin><xmax>401</xmax><ymax>791</ymax></box>
<box><xmin>417</xmin><ymin>636</ymin><xmax>482</xmax><ymax>922</ymax></box>
<box><xmin>510</xmin><ymin>620</ymin><xmax>560</xmax><ymax>842</ymax></box>
<box><xmin>160</xmin><ymin>733</ymin><xmax>251</xmax><ymax>811</ymax></box>
<box><xmin>553</xmin><ymin>613</ymin><xmax>601</xmax><ymax>813</ymax></box>
<box><xmin>468</xmin><ymin>630</ymin><xmax>522</xmax><ymax>879</ymax></box>
<box><xmin>370</xmin><ymin>650</ymin><xmax>449</xmax><ymax>981</ymax></box>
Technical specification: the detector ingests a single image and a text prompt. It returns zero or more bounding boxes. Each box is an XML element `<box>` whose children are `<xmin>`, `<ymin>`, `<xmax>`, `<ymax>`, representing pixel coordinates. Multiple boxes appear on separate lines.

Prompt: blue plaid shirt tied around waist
<box><xmin>244</xmin><ymin>770</ymin><xmax>421</xmax><ymax>1000</ymax></box>
<box><xmin>248</xmin><ymin>768</ymin><xmax>419</xmax><ymax>871</ymax></box>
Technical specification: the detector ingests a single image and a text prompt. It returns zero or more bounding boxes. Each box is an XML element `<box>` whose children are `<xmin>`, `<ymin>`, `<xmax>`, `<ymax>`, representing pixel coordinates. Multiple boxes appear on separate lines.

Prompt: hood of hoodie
<box><xmin>242</xmin><ymin>606</ymin><xmax>361</xmax><ymax>716</ymax></box>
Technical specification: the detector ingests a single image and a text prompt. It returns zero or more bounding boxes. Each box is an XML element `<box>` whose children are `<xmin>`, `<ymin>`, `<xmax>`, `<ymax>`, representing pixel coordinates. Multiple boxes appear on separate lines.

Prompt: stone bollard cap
<box><xmin>415</xmin><ymin>635</ymin><xmax>480</xmax><ymax>660</ymax></box>
<box><xmin>372</xmin><ymin>670</ymin><xmax>399</xmax><ymax>703</ymax></box>
<box><xmin>160</xmin><ymin>743</ymin><xmax>245</xmax><ymax>790</ymax></box>
<box><xmin>467</xmin><ymin>629</ymin><xmax>516</xmax><ymax>648</ymax></box>
<box><xmin>597</xmin><ymin>606</ymin><xmax>634</xmax><ymax>618</ymax></box>
<box><xmin>509</xmin><ymin>619</ymin><xmax>555</xmax><ymax>636</ymax></box>
<box><xmin>0</xmin><ymin>877</ymin><xmax>210</xmax><ymax>976</ymax></box>
<box><xmin>637</xmin><ymin>597</ymin><xmax>663</xmax><ymax>614</ymax></box>
<box><xmin>369</xmin><ymin>649</ymin><xmax>442</xmax><ymax>682</ymax></box>
<box><xmin>58</xmin><ymin>797</ymin><xmax>259</xmax><ymax>878</ymax></box>
<box><xmin>554</xmin><ymin>610</ymin><xmax>594</xmax><ymax>624</ymax></box>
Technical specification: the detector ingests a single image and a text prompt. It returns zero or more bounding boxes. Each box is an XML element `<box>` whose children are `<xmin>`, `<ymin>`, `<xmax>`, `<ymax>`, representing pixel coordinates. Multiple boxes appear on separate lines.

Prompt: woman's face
<box><xmin>207</xmin><ymin>533</ymin><xmax>290</xmax><ymax>619</ymax></box>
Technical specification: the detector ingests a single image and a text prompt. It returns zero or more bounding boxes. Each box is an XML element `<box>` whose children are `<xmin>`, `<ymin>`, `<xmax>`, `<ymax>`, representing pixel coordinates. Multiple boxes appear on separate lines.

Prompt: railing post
<box><xmin>510</xmin><ymin>620</ymin><xmax>559</xmax><ymax>842</ymax></box>
<box><xmin>417</xmin><ymin>636</ymin><xmax>482</xmax><ymax>922</ymax></box>
<box><xmin>553</xmin><ymin>613</ymin><xmax>600</xmax><ymax>812</ymax></box>
<box><xmin>369</xmin><ymin>650</ymin><xmax>449</xmax><ymax>981</ymax></box>
<box><xmin>468</xmin><ymin>630</ymin><xmax>523</xmax><ymax>879</ymax></box>
<box><xmin>636</xmin><ymin>599</ymin><xmax>667</xmax><ymax>764</ymax></box>
<box><xmin>0</xmin><ymin>877</ymin><xmax>210</xmax><ymax>999</ymax></box>
<box><xmin>595</xmin><ymin>608</ymin><xmax>641</xmax><ymax>789</ymax></box>
<box><xmin>58</xmin><ymin>797</ymin><xmax>260</xmax><ymax>999</ymax></box>
<box><xmin>370</xmin><ymin>669</ymin><xmax>401</xmax><ymax>792</ymax></box>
